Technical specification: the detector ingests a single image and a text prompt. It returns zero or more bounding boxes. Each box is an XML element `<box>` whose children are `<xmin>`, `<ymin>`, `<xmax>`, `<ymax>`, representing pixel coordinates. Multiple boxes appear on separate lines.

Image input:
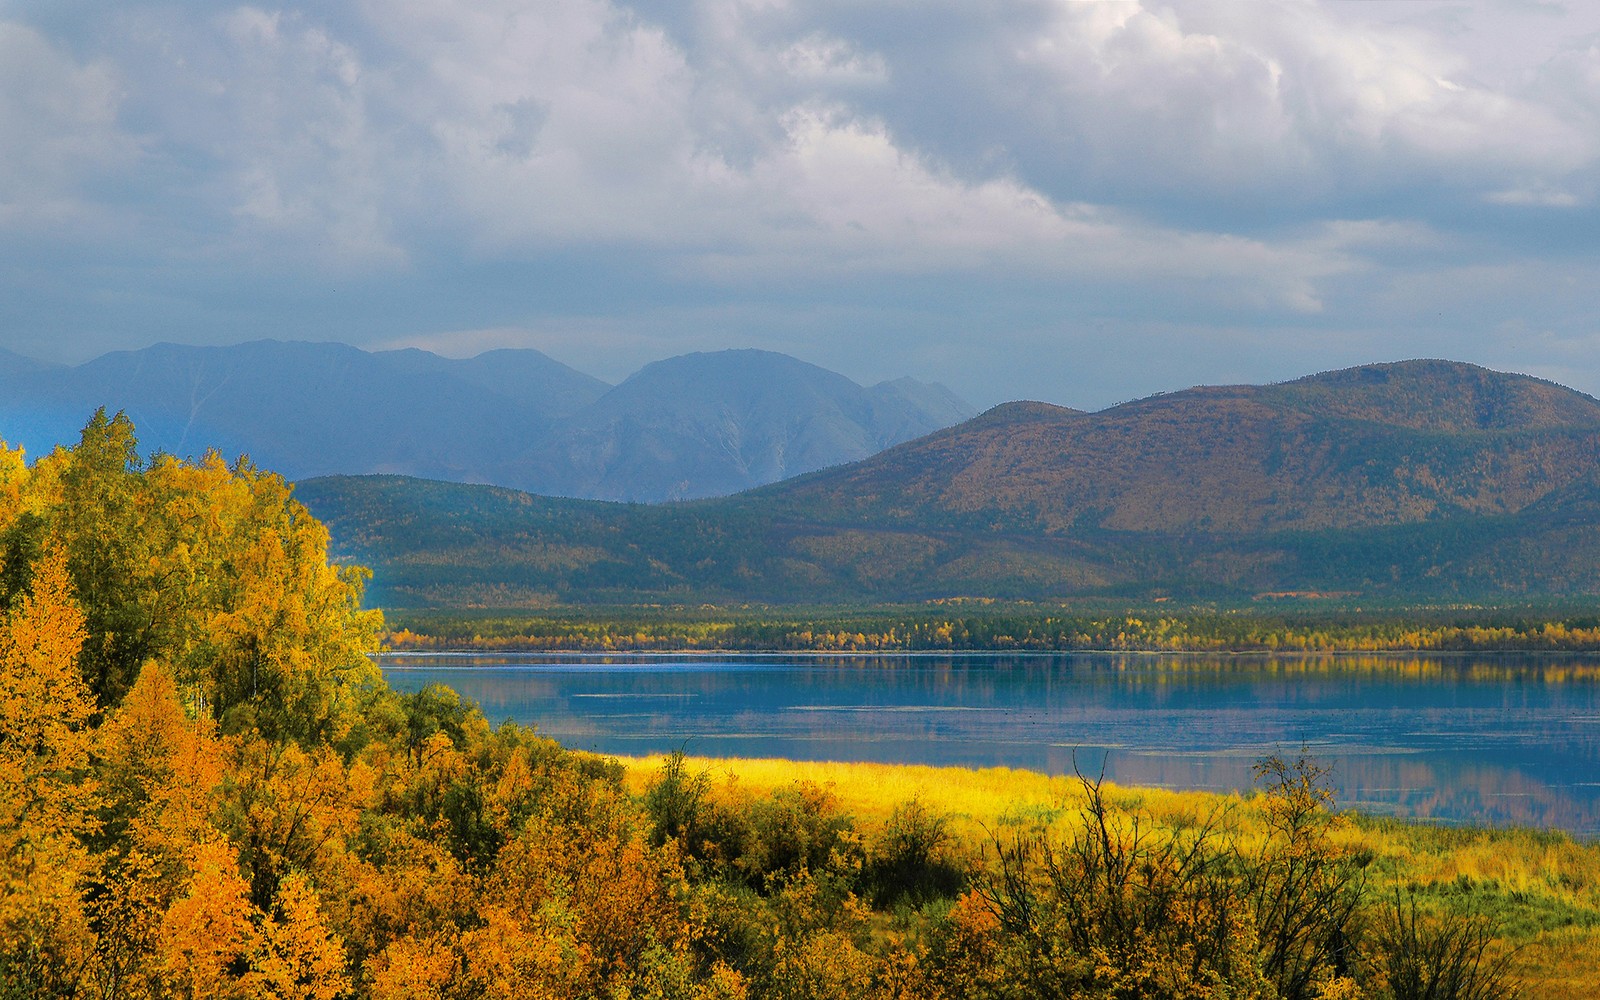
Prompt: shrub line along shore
<box><xmin>379</xmin><ymin>607</ymin><xmax>1600</xmax><ymax>656</ymax></box>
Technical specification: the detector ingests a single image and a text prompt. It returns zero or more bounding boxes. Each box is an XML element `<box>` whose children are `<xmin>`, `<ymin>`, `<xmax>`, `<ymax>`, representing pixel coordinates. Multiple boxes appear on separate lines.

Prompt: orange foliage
<box><xmin>0</xmin><ymin>546</ymin><xmax>98</xmax><ymax>990</ymax></box>
<box><xmin>159</xmin><ymin>839</ymin><xmax>258</xmax><ymax>1000</ymax></box>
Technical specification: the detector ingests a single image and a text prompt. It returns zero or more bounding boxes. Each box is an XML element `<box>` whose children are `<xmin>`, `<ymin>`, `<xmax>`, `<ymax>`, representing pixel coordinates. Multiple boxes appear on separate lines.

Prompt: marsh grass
<box><xmin>623</xmin><ymin>754</ymin><xmax>1600</xmax><ymax>998</ymax></box>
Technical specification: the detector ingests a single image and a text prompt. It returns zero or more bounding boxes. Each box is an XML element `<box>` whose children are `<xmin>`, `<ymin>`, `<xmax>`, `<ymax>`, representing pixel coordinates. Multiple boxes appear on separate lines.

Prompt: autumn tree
<box><xmin>0</xmin><ymin>546</ymin><xmax>100</xmax><ymax>994</ymax></box>
<box><xmin>0</xmin><ymin>413</ymin><xmax>381</xmax><ymax>741</ymax></box>
<box><xmin>89</xmin><ymin>659</ymin><xmax>230</xmax><ymax>994</ymax></box>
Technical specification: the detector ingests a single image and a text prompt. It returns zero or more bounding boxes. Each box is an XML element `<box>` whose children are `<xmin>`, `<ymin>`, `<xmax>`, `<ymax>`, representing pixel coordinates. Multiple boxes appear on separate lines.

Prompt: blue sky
<box><xmin>3</xmin><ymin>0</ymin><xmax>1598</xmax><ymax>408</ymax></box>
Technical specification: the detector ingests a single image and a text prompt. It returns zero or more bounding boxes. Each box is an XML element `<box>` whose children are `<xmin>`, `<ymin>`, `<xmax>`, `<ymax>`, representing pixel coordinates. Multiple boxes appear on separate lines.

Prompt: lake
<box><xmin>380</xmin><ymin>651</ymin><xmax>1600</xmax><ymax>836</ymax></box>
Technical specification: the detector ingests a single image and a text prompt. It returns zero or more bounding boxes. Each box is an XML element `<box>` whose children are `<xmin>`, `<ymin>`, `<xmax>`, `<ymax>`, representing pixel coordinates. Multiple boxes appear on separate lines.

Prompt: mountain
<box><xmin>0</xmin><ymin>348</ymin><xmax>63</xmax><ymax>379</ymax></box>
<box><xmin>512</xmin><ymin>349</ymin><xmax>978</xmax><ymax>501</ymax></box>
<box><xmin>294</xmin><ymin>360</ymin><xmax>1600</xmax><ymax>607</ymax></box>
<box><xmin>0</xmin><ymin>340</ymin><xmax>608</xmax><ymax>482</ymax></box>
<box><xmin>0</xmin><ymin>341</ymin><xmax>973</xmax><ymax>498</ymax></box>
<box><xmin>762</xmin><ymin>359</ymin><xmax>1600</xmax><ymax>534</ymax></box>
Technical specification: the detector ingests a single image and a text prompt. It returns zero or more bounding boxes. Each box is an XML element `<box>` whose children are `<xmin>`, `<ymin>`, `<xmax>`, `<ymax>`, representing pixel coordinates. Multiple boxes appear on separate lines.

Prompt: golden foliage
<box><xmin>0</xmin><ymin>413</ymin><xmax>1589</xmax><ymax>999</ymax></box>
<box><xmin>0</xmin><ymin>545</ymin><xmax>98</xmax><ymax>992</ymax></box>
<box><xmin>159</xmin><ymin>839</ymin><xmax>258</xmax><ymax>1000</ymax></box>
<box><xmin>250</xmin><ymin>872</ymin><xmax>351</xmax><ymax>1000</ymax></box>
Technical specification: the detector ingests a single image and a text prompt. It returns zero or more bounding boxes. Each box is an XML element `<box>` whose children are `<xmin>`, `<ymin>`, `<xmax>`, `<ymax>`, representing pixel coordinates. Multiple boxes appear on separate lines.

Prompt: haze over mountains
<box><xmin>0</xmin><ymin>340</ymin><xmax>974</xmax><ymax>502</ymax></box>
<box><xmin>295</xmin><ymin>360</ymin><xmax>1600</xmax><ymax>606</ymax></box>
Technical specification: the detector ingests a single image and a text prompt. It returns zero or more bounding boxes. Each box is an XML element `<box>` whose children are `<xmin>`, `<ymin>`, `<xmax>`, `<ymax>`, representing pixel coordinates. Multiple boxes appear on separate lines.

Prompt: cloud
<box><xmin>2</xmin><ymin>0</ymin><xmax>1599</xmax><ymax>406</ymax></box>
<box><xmin>0</xmin><ymin>22</ymin><xmax>134</xmax><ymax>233</ymax></box>
<box><xmin>778</xmin><ymin>33</ymin><xmax>888</xmax><ymax>84</ymax></box>
<box><xmin>1485</xmin><ymin>186</ymin><xmax>1582</xmax><ymax>207</ymax></box>
<box><xmin>808</xmin><ymin>0</ymin><xmax>1597</xmax><ymax>221</ymax></box>
<box><xmin>15</xmin><ymin>1</ymin><xmax>1596</xmax><ymax>257</ymax></box>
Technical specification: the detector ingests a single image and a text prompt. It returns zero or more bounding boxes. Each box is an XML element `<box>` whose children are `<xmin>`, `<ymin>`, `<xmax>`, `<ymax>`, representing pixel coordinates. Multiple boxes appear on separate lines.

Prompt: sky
<box><xmin>3</xmin><ymin>0</ymin><xmax>1599</xmax><ymax>410</ymax></box>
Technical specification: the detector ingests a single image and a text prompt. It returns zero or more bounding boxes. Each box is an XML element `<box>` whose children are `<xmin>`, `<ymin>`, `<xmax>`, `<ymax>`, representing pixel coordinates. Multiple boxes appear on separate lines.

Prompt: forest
<box><xmin>2</xmin><ymin>412</ymin><xmax>1595</xmax><ymax>997</ymax></box>
<box><xmin>384</xmin><ymin>605</ymin><xmax>1600</xmax><ymax>654</ymax></box>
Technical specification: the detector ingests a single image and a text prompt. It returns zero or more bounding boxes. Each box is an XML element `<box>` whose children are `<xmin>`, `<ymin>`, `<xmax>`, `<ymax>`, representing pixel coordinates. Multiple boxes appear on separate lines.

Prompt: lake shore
<box><xmin>383</xmin><ymin>649</ymin><xmax>1600</xmax><ymax>836</ymax></box>
<box><xmin>616</xmin><ymin>752</ymin><xmax>1600</xmax><ymax>998</ymax></box>
<box><xmin>381</xmin><ymin>605</ymin><xmax>1600</xmax><ymax>655</ymax></box>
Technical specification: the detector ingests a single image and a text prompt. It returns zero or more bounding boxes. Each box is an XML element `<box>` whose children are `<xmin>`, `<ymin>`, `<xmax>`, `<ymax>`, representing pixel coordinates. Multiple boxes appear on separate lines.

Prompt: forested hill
<box><xmin>0</xmin><ymin>341</ymin><xmax>973</xmax><ymax>502</ymax></box>
<box><xmin>759</xmin><ymin>358</ymin><xmax>1600</xmax><ymax>534</ymax></box>
<box><xmin>296</xmin><ymin>360</ymin><xmax>1600</xmax><ymax>606</ymax></box>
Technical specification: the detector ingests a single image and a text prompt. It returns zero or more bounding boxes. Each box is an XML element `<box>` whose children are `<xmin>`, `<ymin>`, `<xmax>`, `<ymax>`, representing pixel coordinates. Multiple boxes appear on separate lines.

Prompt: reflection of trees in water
<box><xmin>1104</xmin><ymin>750</ymin><xmax>1600</xmax><ymax>834</ymax></box>
<box><xmin>384</xmin><ymin>652</ymin><xmax>1600</xmax><ymax>835</ymax></box>
<box><xmin>383</xmin><ymin>650</ymin><xmax>1600</xmax><ymax>688</ymax></box>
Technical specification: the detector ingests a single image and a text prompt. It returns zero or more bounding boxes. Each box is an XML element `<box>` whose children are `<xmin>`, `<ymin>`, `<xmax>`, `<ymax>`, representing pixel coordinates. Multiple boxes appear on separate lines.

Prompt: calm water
<box><xmin>381</xmin><ymin>652</ymin><xmax>1600</xmax><ymax>836</ymax></box>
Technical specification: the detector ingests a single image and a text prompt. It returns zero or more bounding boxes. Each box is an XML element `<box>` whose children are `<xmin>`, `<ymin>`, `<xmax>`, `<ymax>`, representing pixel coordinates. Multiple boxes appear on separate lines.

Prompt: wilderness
<box><xmin>13</xmin><ymin>1</ymin><xmax>1600</xmax><ymax>995</ymax></box>
<box><xmin>6</xmin><ymin>394</ymin><xmax>1600</xmax><ymax>998</ymax></box>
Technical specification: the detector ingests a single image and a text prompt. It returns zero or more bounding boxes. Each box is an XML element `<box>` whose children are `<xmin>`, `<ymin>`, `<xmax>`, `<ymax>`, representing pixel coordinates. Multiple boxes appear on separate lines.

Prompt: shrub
<box><xmin>1370</xmin><ymin>891</ymin><xmax>1518</xmax><ymax>1000</ymax></box>
<box><xmin>974</xmin><ymin>771</ymin><xmax>1267</xmax><ymax>999</ymax></box>
<box><xmin>1249</xmin><ymin>752</ymin><xmax>1368</xmax><ymax>1000</ymax></box>
<box><xmin>644</xmin><ymin>749</ymin><xmax>710</xmax><ymax>849</ymax></box>
<box><xmin>865</xmin><ymin>798</ymin><xmax>967</xmax><ymax>907</ymax></box>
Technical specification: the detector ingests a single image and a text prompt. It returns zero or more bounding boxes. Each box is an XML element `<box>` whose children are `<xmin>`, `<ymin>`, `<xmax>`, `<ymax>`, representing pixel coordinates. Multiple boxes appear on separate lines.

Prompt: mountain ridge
<box><xmin>0</xmin><ymin>340</ymin><xmax>974</xmax><ymax>501</ymax></box>
<box><xmin>293</xmin><ymin>359</ymin><xmax>1600</xmax><ymax>607</ymax></box>
<box><xmin>753</xmin><ymin>359</ymin><xmax>1600</xmax><ymax>536</ymax></box>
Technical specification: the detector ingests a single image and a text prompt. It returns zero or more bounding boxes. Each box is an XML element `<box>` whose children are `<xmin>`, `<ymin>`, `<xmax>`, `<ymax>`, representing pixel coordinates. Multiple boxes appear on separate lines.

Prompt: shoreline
<box><xmin>377</xmin><ymin>644</ymin><xmax>1600</xmax><ymax>658</ymax></box>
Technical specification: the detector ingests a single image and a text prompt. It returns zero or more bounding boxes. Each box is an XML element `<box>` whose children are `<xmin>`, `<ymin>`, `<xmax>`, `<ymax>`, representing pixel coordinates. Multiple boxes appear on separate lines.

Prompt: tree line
<box><xmin>387</xmin><ymin>608</ymin><xmax>1600</xmax><ymax>653</ymax></box>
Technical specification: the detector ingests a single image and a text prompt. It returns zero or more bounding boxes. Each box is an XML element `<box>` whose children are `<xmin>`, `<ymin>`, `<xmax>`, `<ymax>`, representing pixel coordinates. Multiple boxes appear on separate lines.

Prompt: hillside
<box><xmin>0</xmin><ymin>341</ymin><xmax>972</xmax><ymax>500</ymax></box>
<box><xmin>508</xmin><ymin>349</ymin><xmax>976</xmax><ymax>501</ymax></box>
<box><xmin>0</xmin><ymin>340</ymin><xmax>608</xmax><ymax>484</ymax></box>
<box><xmin>295</xmin><ymin>360</ymin><xmax>1600</xmax><ymax>607</ymax></box>
<box><xmin>762</xmin><ymin>359</ymin><xmax>1600</xmax><ymax>534</ymax></box>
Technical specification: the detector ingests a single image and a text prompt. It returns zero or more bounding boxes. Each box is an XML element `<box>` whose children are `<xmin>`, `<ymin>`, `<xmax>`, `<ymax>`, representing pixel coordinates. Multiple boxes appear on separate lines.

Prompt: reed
<box><xmin>620</xmin><ymin>753</ymin><xmax>1600</xmax><ymax>997</ymax></box>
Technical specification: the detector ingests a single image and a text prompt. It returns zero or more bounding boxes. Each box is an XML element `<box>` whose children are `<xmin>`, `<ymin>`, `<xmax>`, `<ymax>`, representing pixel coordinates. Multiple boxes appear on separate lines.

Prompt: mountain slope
<box><xmin>0</xmin><ymin>340</ymin><xmax>609</xmax><ymax>481</ymax></box>
<box><xmin>513</xmin><ymin>349</ymin><xmax>978</xmax><ymax>501</ymax></box>
<box><xmin>294</xmin><ymin>361</ymin><xmax>1600</xmax><ymax>607</ymax></box>
<box><xmin>0</xmin><ymin>341</ymin><xmax>973</xmax><ymax>498</ymax></box>
<box><xmin>0</xmin><ymin>348</ymin><xmax>62</xmax><ymax>378</ymax></box>
<box><xmin>759</xmin><ymin>360</ymin><xmax>1600</xmax><ymax>534</ymax></box>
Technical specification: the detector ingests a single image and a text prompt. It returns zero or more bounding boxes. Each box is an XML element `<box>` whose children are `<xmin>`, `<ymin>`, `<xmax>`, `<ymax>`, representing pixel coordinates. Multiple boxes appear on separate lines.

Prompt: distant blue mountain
<box><xmin>0</xmin><ymin>341</ymin><xmax>974</xmax><ymax>501</ymax></box>
<box><xmin>0</xmin><ymin>348</ymin><xmax>63</xmax><ymax>379</ymax></box>
<box><xmin>519</xmin><ymin>349</ymin><xmax>976</xmax><ymax>501</ymax></box>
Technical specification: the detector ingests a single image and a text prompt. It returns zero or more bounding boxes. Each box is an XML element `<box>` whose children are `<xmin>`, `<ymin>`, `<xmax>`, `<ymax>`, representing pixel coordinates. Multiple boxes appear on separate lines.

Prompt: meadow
<box><xmin>621</xmin><ymin>753</ymin><xmax>1600</xmax><ymax>999</ymax></box>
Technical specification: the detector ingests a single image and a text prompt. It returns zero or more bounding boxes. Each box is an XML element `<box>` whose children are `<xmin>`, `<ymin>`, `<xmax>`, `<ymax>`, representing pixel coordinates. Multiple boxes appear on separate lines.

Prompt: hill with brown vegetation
<box><xmin>762</xmin><ymin>359</ymin><xmax>1600</xmax><ymax>534</ymax></box>
<box><xmin>296</xmin><ymin>360</ymin><xmax>1600</xmax><ymax>605</ymax></box>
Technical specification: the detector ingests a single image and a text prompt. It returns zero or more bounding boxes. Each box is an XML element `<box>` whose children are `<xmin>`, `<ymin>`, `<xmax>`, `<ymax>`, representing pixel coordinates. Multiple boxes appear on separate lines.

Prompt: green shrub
<box><xmin>865</xmin><ymin>798</ymin><xmax>967</xmax><ymax>907</ymax></box>
<box><xmin>1370</xmin><ymin>891</ymin><xmax>1518</xmax><ymax>1000</ymax></box>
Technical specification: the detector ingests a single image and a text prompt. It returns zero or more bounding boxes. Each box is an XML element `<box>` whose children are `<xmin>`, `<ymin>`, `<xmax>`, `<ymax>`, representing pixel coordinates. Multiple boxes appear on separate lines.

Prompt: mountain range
<box><xmin>293</xmin><ymin>360</ymin><xmax>1600</xmax><ymax>607</ymax></box>
<box><xmin>0</xmin><ymin>341</ymin><xmax>973</xmax><ymax>501</ymax></box>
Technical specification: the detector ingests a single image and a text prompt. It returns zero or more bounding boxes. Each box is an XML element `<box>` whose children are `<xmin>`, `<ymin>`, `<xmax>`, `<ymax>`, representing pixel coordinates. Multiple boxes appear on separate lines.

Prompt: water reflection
<box><xmin>381</xmin><ymin>652</ymin><xmax>1600</xmax><ymax>836</ymax></box>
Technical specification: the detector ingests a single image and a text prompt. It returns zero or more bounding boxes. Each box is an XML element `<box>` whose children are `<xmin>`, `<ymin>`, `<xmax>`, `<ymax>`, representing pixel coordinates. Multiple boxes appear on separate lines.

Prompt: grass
<box><xmin>619</xmin><ymin>754</ymin><xmax>1600</xmax><ymax>998</ymax></box>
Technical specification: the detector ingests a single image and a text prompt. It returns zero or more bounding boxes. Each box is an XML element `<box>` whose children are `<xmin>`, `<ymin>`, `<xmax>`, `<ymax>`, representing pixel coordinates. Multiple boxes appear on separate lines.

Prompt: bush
<box><xmin>975</xmin><ymin>771</ymin><xmax>1266</xmax><ymax>999</ymax></box>
<box><xmin>1249</xmin><ymin>752</ymin><xmax>1368</xmax><ymax>1000</ymax></box>
<box><xmin>737</xmin><ymin>781</ymin><xmax>860</xmax><ymax>890</ymax></box>
<box><xmin>1370</xmin><ymin>891</ymin><xmax>1518</xmax><ymax>1000</ymax></box>
<box><xmin>644</xmin><ymin>749</ymin><xmax>710</xmax><ymax>849</ymax></box>
<box><xmin>865</xmin><ymin>798</ymin><xmax>967</xmax><ymax>907</ymax></box>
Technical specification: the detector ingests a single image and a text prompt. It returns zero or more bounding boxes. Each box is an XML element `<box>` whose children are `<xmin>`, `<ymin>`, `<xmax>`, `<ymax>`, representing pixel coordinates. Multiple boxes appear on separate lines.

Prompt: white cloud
<box><xmin>904</xmin><ymin>0</ymin><xmax>1598</xmax><ymax>205</ymax></box>
<box><xmin>15</xmin><ymin>1</ymin><xmax>1598</xmax><ymax>263</ymax></box>
<box><xmin>214</xmin><ymin>7</ymin><xmax>402</xmax><ymax>264</ymax></box>
<box><xmin>778</xmin><ymin>33</ymin><xmax>887</xmax><ymax>84</ymax></box>
<box><xmin>1485</xmin><ymin>186</ymin><xmax>1582</xmax><ymax>207</ymax></box>
<box><xmin>4</xmin><ymin>0</ymin><xmax>1600</xmax><ymax>405</ymax></box>
<box><xmin>0</xmin><ymin>22</ymin><xmax>134</xmax><ymax>232</ymax></box>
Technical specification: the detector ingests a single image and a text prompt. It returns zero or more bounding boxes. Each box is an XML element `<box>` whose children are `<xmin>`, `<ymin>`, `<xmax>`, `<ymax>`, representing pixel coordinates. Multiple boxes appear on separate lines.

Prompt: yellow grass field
<box><xmin>621</xmin><ymin>754</ymin><xmax>1600</xmax><ymax>999</ymax></box>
